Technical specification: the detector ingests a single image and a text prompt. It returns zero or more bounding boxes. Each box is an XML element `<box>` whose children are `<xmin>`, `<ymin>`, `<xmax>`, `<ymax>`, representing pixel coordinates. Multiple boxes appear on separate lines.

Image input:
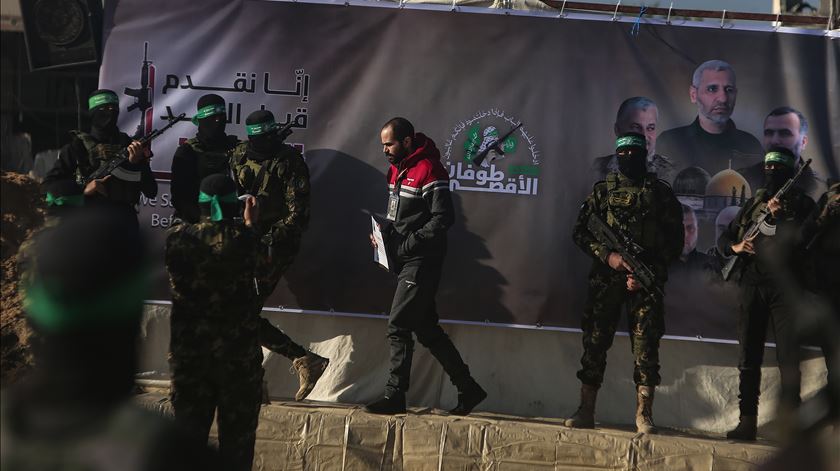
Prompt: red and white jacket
<box><xmin>384</xmin><ymin>133</ymin><xmax>454</xmax><ymax>260</ymax></box>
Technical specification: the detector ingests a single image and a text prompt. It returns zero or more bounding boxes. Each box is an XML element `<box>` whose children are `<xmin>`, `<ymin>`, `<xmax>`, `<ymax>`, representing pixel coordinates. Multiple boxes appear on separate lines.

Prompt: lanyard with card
<box><xmin>386</xmin><ymin>168</ymin><xmax>408</xmax><ymax>221</ymax></box>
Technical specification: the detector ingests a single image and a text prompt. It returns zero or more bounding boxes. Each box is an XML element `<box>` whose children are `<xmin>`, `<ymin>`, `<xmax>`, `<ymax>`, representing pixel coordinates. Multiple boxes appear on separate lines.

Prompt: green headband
<box><xmin>192</xmin><ymin>104</ymin><xmax>227</xmax><ymax>125</ymax></box>
<box><xmin>45</xmin><ymin>192</ymin><xmax>84</xmax><ymax>207</ymax></box>
<box><xmin>88</xmin><ymin>93</ymin><xmax>119</xmax><ymax>110</ymax></box>
<box><xmin>764</xmin><ymin>151</ymin><xmax>795</xmax><ymax>168</ymax></box>
<box><xmin>246</xmin><ymin>120</ymin><xmax>278</xmax><ymax>136</ymax></box>
<box><xmin>615</xmin><ymin>135</ymin><xmax>646</xmax><ymax>150</ymax></box>
<box><xmin>198</xmin><ymin>191</ymin><xmax>239</xmax><ymax>221</ymax></box>
<box><xmin>23</xmin><ymin>271</ymin><xmax>148</xmax><ymax>333</ymax></box>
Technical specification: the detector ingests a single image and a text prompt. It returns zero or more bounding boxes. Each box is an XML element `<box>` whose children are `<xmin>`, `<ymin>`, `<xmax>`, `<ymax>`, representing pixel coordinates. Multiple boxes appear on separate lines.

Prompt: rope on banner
<box><xmin>719</xmin><ymin>9</ymin><xmax>726</xmax><ymax>28</ymax></box>
<box><xmin>538</xmin><ymin>1</ymin><xmax>831</xmax><ymax>28</ymax></box>
<box><xmin>774</xmin><ymin>12</ymin><xmax>781</xmax><ymax>30</ymax></box>
<box><xmin>630</xmin><ymin>5</ymin><xmax>647</xmax><ymax>36</ymax></box>
<box><xmin>666</xmin><ymin>1</ymin><xmax>673</xmax><ymax>25</ymax></box>
<box><xmin>557</xmin><ymin>0</ymin><xmax>568</xmax><ymax>18</ymax></box>
<box><xmin>451</xmin><ymin>0</ymin><xmax>457</xmax><ymax>12</ymax></box>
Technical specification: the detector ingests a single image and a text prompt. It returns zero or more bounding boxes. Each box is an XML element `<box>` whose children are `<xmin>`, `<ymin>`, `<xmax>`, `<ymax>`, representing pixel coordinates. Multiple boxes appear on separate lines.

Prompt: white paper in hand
<box><xmin>371</xmin><ymin>216</ymin><xmax>389</xmax><ymax>271</ymax></box>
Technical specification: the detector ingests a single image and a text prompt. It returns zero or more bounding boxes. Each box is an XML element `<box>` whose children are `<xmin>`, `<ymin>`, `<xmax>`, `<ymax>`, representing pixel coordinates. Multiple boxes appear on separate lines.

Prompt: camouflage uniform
<box><xmin>230</xmin><ymin>142</ymin><xmax>311</xmax><ymax>359</ymax></box>
<box><xmin>4</xmin><ymin>207</ymin><xmax>217</xmax><ymax>471</ymax></box>
<box><xmin>165</xmin><ymin>218</ymin><xmax>264</xmax><ymax>471</ymax></box>
<box><xmin>572</xmin><ymin>172</ymin><xmax>683</xmax><ymax>387</ymax></box>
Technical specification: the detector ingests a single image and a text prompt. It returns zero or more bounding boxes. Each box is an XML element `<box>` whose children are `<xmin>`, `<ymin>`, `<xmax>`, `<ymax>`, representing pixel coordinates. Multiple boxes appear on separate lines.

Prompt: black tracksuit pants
<box><xmin>384</xmin><ymin>257</ymin><xmax>472</xmax><ymax>396</ymax></box>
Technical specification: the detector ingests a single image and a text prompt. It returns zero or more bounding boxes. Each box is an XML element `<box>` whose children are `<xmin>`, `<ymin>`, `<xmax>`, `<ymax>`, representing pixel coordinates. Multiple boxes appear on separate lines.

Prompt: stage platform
<box><xmin>137</xmin><ymin>391</ymin><xmax>779</xmax><ymax>470</ymax></box>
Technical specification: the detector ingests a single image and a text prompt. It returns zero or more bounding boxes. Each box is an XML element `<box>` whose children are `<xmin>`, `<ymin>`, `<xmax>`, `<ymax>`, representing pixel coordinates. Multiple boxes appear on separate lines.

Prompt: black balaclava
<box><xmin>194</xmin><ymin>94</ymin><xmax>227</xmax><ymax>147</ymax></box>
<box><xmin>615</xmin><ymin>132</ymin><xmax>648</xmax><ymax>181</ymax></box>
<box><xmin>198</xmin><ymin>174</ymin><xmax>240</xmax><ymax>221</ymax></box>
<box><xmin>23</xmin><ymin>208</ymin><xmax>146</xmax><ymax>406</ymax></box>
<box><xmin>88</xmin><ymin>89</ymin><xmax>120</xmax><ymax>141</ymax></box>
<box><xmin>763</xmin><ymin>146</ymin><xmax>796</xmax><ymax>195</ymax></box>
<box><xmin>42</xmin><ymin>178</ymin><xmax>85</xmax><ymax>219</ymax></box>
<box><xmin>245</xmin><ymin>110</ymin><xmax>278</xmax><ymax>158</ymax></box>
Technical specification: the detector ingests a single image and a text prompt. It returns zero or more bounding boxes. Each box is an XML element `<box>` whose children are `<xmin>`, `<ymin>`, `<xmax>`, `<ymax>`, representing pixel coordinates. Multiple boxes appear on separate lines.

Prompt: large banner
<box><xmin>101</xmin><ymin>0</ymin><xmax>839</xmax><ymax>341</ymax></box>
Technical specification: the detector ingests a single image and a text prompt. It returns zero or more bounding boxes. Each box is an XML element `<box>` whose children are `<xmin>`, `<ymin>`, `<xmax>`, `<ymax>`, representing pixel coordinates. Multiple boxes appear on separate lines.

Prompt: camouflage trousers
<box><xmin>170</xmin><ymin>350</ymin><xmax>264</xmax><ymax>471</ymax></box>
<box><xmin>254</xmin><ymin>241</ymin><xmax>307</xmax><ymax>360</ymax></box>
<box><xmin>577</xmin><ymin>271</ymin><xmax>665</xmax><ymax>387</ymax></box>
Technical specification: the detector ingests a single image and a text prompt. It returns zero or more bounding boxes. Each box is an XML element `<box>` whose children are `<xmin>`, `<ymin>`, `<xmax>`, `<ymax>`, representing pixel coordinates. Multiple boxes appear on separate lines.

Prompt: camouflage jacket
<box><xmin>165</xmin><ymin>218</ymin><xmax>262</xmax><ymax>359</ymax></box>
<box><xmin>573</xmin><ymin>172</ymin><xmax>684</xmax><ymax>281</ymax></box>
<box><xmin>229</xmin><ymin>143</ymin><xmax>310</xmax><ymax>249</ymax></box>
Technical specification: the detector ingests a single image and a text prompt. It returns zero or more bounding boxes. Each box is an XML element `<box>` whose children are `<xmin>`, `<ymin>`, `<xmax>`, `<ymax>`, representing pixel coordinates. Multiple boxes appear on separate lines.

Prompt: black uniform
<box><xmin>718</xmin><ymin>187</ymin><xmax>815</xmax><ymax>415</ymax></box>
<box><xmin>171</xmin><ymin>135</ymin><xmax>239</xmax><ymax>223</ymax></box>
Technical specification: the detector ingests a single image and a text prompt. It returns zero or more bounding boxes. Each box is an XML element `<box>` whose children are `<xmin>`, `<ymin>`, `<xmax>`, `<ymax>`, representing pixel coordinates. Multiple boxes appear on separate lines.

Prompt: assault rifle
<box><xmin>587</xmin><ymin>212</ymin><xmax>664</xmax><ymax>299</ymax></box>
<box><xmin>472</xmin><ymin>122</ymin><xmax>523</xmax><ymax>167</ymax></box>
<box><xmin>83</xmin><ymin>113</ymin><xmax>186</xmax><ymax>185</ymax></box>
<box><xmin>720</xmin><ymin>158</ymin><xmax>812</xmax><ymax>281</ymax></box>
<box><xmin>272</xmin><ymin>119</ymin><xmax>295</xmax><ymax>144</ymax></box>
<box><xmin>124</xmin><ymin>42</ymin><xmax>155</xmax><ymax>138</ymax></box>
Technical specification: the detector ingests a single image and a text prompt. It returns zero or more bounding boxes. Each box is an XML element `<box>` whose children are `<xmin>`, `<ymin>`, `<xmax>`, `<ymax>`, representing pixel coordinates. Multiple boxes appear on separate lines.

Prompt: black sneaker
<box><xmin>450</xmin><ymin>382</ymin><xmax>487</xmax><ymax>416</ymax></box>
<box><xmin>364</xmin><ymin>393</ymin><xmax>406</xmax><ymax>415</ymax></box>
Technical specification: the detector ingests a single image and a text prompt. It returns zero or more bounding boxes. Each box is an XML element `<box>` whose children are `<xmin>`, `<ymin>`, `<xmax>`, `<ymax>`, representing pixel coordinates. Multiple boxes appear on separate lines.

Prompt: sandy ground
<box><xmin>1</xmin><ymin>171</ymin><xmax>44</xmax><ymax>385</ymax></box>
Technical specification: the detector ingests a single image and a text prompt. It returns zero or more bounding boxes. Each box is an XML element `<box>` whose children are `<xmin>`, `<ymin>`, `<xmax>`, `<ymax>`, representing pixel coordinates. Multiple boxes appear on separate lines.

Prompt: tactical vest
<box><xmin>601</xmin><ymin>172</ymin><xmax>662</xmax><ymax>250</ymax></box>
<box><xmin>71</xmin><ymin>131</ymin><xmax>141</xmax><ymax>206</ymax></box>
<box><xmin>230</xmin><ymin>143</ymin><xmax>300</xmax><ymax>227</ymax></box>
<box><xmin>183</xmin><ymin>135</ymin><xmax>238</xmax><ymax>180</ymax></box>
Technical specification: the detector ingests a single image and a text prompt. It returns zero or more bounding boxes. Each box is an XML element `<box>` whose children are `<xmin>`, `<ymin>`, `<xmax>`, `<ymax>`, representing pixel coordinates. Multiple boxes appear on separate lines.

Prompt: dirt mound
<box><xmin>1</xmin><ymin>171</ymin><xmax>45</xmax><ymax>385</ymax></box>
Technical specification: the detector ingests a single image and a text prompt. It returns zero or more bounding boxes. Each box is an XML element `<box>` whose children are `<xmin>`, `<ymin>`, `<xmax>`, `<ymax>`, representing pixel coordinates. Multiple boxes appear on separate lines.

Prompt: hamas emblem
<box><xmin>444</xmin><ymin>108</ymin><xmax>540</xmax><ymax>196</ymax></box>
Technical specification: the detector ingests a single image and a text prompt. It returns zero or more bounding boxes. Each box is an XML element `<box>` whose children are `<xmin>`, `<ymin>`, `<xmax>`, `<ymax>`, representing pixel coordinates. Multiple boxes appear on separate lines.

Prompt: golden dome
<box><xmin>706</xmin><ymin>169</ymin><xmax>752</xmax><ymax>198</ymax></box>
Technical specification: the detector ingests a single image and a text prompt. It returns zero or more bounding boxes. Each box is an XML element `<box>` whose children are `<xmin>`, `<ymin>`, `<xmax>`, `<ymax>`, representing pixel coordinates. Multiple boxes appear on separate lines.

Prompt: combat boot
<box><xmin>291</xmin><ymin>352</ymin><xmax>329</xmax><ymax>401</ymax></box>
<box><xmin>450</xmin><ymin>379</ymin><xmax>487</xmax><ymax>416</ymax></box>
<box><xmin>635</xmin><ymin>385</ymin><xmax>658</xmax><ymax>434</ymax></box>
<box><xmin>365</xmin><ymin>392</ymin><xmax>407</xmax><ymax>415</ymax></box>
<box><xmin>564</xmin><ymin>384</ymin><xmax>598</xmax><ymax>428</ymax></box>
<box><xmin>726</xmin><ymin>416</ymin><xmax>757</xmax><ymax>441</ymax></box>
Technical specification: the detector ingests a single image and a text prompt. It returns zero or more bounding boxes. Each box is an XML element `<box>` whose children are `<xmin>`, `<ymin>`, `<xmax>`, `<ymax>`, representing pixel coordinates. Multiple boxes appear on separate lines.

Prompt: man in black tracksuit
<box><xmin>365</xmin><ymin>117</ymin><xmax>486</xmax><ymax>416</ymax></box>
